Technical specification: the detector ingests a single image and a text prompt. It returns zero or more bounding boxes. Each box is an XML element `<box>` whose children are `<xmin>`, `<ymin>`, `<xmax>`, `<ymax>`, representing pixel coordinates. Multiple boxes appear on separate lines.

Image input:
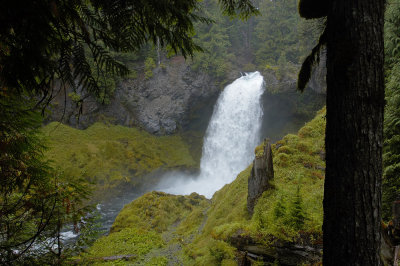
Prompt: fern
<box><xmin>382</xmin><ymin>0</ymin><xmax>400</xmax><ymax>220</ymax></box>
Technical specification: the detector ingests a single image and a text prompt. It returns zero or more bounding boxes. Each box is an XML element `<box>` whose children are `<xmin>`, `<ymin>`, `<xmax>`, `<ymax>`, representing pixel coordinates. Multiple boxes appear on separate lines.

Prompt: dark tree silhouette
<box><xmin>298</xmin><ymin>0</ymin><xmax>385</xmax><ymax>264</ymax></box>
<box><xmin>0</xmin><ymin>0</ymin><xmax>257</xmax><ymax>107</ymax></box>
<box><xmin>0</xmin><ymin>0</ymin><xmax>258</xmax><ymax>263</ymax></box>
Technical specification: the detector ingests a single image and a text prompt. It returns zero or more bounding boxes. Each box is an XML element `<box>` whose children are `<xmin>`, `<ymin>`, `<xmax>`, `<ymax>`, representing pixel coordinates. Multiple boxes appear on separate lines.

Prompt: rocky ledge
<box><xmin>47</xmin><ymin>56</ymin><xmax>219</xmax><ymax>135</ymax></box>
<box><xmin>230</xmin><ymin>231</ymin><xmax>322</xmax><ymax>265</ymax></box>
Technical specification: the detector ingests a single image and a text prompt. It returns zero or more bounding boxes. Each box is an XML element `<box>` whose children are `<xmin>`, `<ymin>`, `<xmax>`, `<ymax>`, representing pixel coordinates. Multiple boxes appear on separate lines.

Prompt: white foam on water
<box><xmin>157</xmin><ymin>71</ymin><xmax>265</xmax><ymax>198</ymax></box>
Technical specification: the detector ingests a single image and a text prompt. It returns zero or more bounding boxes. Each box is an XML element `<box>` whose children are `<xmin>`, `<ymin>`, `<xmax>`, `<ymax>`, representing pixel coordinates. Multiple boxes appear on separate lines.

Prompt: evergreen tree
<box><xmin>0</xmin><ymin>1</ymin><xmax>258</xmax><ymax>262</ymax></box>
<box><xmin>0</xmin><ymin>98</ymin><xmax>92</xmax><ymax>264</ymax></box>
<box><xmin>273</xmin><ymin>196</ymin><xmax>286</xmax><ymax>220</ymax></box>
<box><xmin>286</xmin><ymin>187</ymin><xmax>305</xmax><ymax>231</ymax></box>
<box><xmin>191</xmin><ymin>0</ymin><xmax>235</xmax><ymax>81</ymax></box>
<box><xmin>0</xmin><ymin>0</ymin><xmax>257</xmax><ymax>108</ymax></box>
<box><xmin>253</xmin><ymin>0</ymin><xmax>299</xmax><ymax>67</ymax></box>
<box><xmin>382</xmin><ymin>0</ymin><xmax>400</xmax><ymax>220</ymax></box>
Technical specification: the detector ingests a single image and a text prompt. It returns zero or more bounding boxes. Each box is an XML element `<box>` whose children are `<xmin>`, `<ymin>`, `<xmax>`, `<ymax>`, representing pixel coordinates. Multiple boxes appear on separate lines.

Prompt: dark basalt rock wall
<box><xmin>47</xmin><ymin>54</ymin><xmax>326</xmax><ymax>139</ymax></box>
<box><xmin>47</xmin><ymin>56</ymin><xmax>220</xmax><ymax>135</ymax></box>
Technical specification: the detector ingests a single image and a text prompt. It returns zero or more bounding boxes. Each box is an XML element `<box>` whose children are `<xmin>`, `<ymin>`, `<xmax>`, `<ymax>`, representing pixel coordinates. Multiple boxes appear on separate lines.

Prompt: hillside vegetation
<box><xmin>107</xmin><ymin>0</ymin><xmax>321</xmax><ymax>88</ymax></box>
<box><xmin>76</xmin><ymin>192</ymin><xmax>210</xmax><ymax>265</ymax></box>
<box><xmin>80</xmin><ymin>108</ymin><xmax>326</xmax><ymax>265</ymax></box>
<box><xmin>42</xmin><ymin>122</ymin><xmax>196</xmax><ymax>198</ymax></box>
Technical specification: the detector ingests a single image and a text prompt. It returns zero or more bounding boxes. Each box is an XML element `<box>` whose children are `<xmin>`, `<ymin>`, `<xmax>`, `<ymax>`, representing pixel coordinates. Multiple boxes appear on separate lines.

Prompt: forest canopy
<box><xmin>0</xmin><ymin>0</ymin><xmax>257</xmax><ymax>106</ymax></box>
<box><xmin>0</xmin><ymin>0</ymin><xmax>257</xmax><ymax>263</ymax></box>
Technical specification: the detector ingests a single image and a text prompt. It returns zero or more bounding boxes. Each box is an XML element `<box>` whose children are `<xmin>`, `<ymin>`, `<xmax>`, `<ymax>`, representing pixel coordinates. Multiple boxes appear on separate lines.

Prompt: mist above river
<box><xmin>156</xmin><ymin>72</ymin><xmax>265</xmax><ymax>198</ymax></box>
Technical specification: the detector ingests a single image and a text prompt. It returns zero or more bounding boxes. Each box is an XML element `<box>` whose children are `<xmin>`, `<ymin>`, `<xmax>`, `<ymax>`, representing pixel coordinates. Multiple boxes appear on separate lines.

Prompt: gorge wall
<box><xmin>47</xmin><ymin>55</ymin><xmax>326</xmax><ymax>143</ymax></box>
<box><xmin>48</xmin><ymin>56</ymin><xmax>220</xmax><ymax>135</ymax></box>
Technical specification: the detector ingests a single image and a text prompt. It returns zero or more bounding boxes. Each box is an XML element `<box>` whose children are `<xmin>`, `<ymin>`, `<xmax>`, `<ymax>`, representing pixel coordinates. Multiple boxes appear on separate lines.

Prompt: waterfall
<box><xmin>157</xmin><ymin>71</ymin><xmax>265</xmax><ymax>198</ymax></box>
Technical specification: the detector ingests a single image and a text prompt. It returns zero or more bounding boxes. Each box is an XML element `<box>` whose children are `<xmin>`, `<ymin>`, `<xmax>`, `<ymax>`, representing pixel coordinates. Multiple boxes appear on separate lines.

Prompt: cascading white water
<box><xmin>157</xmin><ymin>71</ymin><xmax>265</xmax><ymax>198</ymax></box>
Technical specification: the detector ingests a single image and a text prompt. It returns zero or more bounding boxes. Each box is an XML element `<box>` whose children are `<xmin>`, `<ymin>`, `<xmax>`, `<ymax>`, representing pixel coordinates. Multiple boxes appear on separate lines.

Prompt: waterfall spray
<box><xmin>157</xmin><ymin>72</ymin><xmax>265</xmax><ymax>198</ymax></box>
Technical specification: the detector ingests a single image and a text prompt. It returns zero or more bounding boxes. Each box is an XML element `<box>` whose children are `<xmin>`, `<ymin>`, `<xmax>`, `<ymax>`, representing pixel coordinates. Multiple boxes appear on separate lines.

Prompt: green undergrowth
<box><xmin>80</xmin><ymin>228</ymin><xmax>164</xmax><ymax>264</ymax></box>
<box><xmin>253</xmin><ymin>107</ymin><xmax>326</xmax><ymax>241</ymax></box>
<box><xmin>41</xmin><ymin>122</ymin><xmax>196</xmax><ymax>197</ymax></box>
<box><xmin>80</xmin><ymin>192</ymin><xmax>210</xmax><ymax>265</ymax></box>
<box><xmin>83</xmin><ymin>108</ymin><xmax>326</xmax><ymax>265</ymax></box>
<box><xmin>110</xmin><ymin>191</ymin><xmax>209</xmax><ymax>233</ymax></box>
<box><xmin>183</xmin><ymin>108</ymin><xmax>325</xmax><ymax>264</ymax></box>
<box><xmin>182</xmin><ymin>166</ymin><xmax>252</xmax><ymax>265</ymax></box>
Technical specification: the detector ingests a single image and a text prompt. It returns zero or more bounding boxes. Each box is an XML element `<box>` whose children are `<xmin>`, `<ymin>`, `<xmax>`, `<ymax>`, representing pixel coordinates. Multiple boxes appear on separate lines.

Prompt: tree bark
<box><xmin>324</xmin><ymin>0</ymin><xmax>385</xmax><ymax>265</ymax></box>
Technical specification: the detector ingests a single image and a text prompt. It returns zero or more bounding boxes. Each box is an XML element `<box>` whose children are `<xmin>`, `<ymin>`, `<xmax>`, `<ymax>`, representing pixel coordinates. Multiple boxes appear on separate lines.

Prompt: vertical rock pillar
<box><xmin>247</xmin><ymin>140</ymin><xmax>274</xmax><ymax>215</ymax></box>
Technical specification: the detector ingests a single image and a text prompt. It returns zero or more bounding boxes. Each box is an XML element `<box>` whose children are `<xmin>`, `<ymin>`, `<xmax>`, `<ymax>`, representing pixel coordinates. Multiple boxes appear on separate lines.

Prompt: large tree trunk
<box><xmin>324</xmin><ymin>0</ymin><xmax>385</xmax><ymax>265</ymax></box>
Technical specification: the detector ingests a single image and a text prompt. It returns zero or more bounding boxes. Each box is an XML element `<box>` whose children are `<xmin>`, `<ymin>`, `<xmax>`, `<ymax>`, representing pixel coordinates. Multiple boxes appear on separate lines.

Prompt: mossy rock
<box><xmin>276</xmin><ymin>145</ymin><xmax>295</xmax><ymax>155</ymax></box>
<box><xmin>182</xmin><ymin>108</ymin><xmax>326</xmax><ymax>262</ymax></box>
<box><xmin>255</xmin><ymin>144</ymin><xmax>265</xmax><ymax>157</ymax></box>
<box><xmin>41</xmin><ymin>122</ymin><xmax>197</xmax><ymax>198</ymax></box>
<box><xmin>84</xmin><ymin>191</ymin><xmax>210</xmax><ymax>265</ymax></box>
<box><xmin>111</xmin><ymin>191</ymin><xmax>209</xmax><ymax>233</ymax></box>
<box><xmin>84</xmin><ymin>108</ymin><xmax>327</xmax><ymax>264</ymax></box>
<box><xmin>80</xmin><ymin>228</ymin><xmax>164</xmax><ymax>264</ymax></box>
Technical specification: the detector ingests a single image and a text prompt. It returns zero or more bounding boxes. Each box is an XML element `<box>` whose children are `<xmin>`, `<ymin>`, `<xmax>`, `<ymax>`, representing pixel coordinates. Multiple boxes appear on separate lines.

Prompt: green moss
<box><xmin>68</xmin><ymin>92</ymin><xmax>81</xmax><ymax>102</ymax></box>
<box><xmin>250</xmin><ymin>107</ymin><xmax>326</xmax><ymax>241</ymax></box>
<box><xmin>181</xmin><ymin>108</ymin><xmax>326</xmax><ymax>262</ymax></box>
<box><xmin>275</xmin><ymin>152</ymin><xmax>290</xmax><ymax>167</ymax></box>
<box><xmin>176</xmin><ymin>207</ymin><xmax>207</xmax><ymax>237</ymax></box>
<box><xmin>178</xmin><ymin>166</ymin><xmax>251</xmax><ymax>264</ymax></box>
<box><xmin>41</xmin><ymin>122</ymin><xmax>196</xmax><ymax>197</ymax></box>
<box><xmin>212</xmin><ymin>222</ymin><xmax>249</xmax><ymax>241</ymax></box>
<box><xmin>203</xmin><ymin>166</ymin><xmax>252</xmax><ymax>235</ymax></box>
<box><xmin>146</xmin><ymin>256</ymin><xmax>168</xmax><ymax>266</ymax></box>
<box><xmin>184</xmin><ymin>237</ymin><xmax>237</xmax><ymax>266</ymax></box>
<box><xmin>81</xmin><ymin>228</ymin><xmax>163</xmax><ymax>263</ymax></box>
<box><xmin>255</xmin><ymin>144</ymin><xmax>264</xmax><ymax>157</ymax></box>
<box><xmin>84</xmin><ymin>108</ymin><xmax>327</xmax><ymax>264</ymax></box>
<box><xmin>84</xmin><ymin>191</ymin><xmax>210</xmax><ymax>265</ymax></box>
<box><xmin>276</xmin><ymin>145</ymin><xmax>295</xmax><ymax>154</ymax></box>
<box><xmin>181</xmin><ymin>130</ymin><xmax>205</xmax><ymax>169</ymax></box>
<box><xmin>111</xmin><ymin>191</ymin><xmax>209</xmax><ymax>233</ymax></box>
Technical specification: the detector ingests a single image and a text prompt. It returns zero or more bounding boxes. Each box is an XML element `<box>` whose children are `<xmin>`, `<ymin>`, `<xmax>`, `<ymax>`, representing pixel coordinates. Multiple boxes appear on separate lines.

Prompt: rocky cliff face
<box><xmin>259</xmin><ymin>53</ymin><xmax>327</xmax><ymax>142</ymax></box>
<box><xmin>247</xmin><ymin>140</ymin><xmax>274</xmax><ymax>215</ymax></box>
<box><xmin>308</xmin><ymin>50</ymin><xmax>327</xmax><ymax>94</ymax></box>
<box><xmin>47</xmin><ymin>56</ymin><xmax>219</xmax><ymax>135</ymax></box>
<box><xmin>48</xmin><ymin>54</ymin><xmax>326</xmax><ymax>140</ymax></box>
<box><xmin>261</xmin><ymin>51</ymin><xmax>326</xmax><ymax>95</ymax></box>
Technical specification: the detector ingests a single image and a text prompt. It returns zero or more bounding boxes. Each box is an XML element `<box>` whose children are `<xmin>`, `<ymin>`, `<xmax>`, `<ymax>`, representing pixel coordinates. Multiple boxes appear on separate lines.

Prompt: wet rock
<box><xmin>230</xmin><ymin>232</ymin><xmax>322</xmax><ymax>266</ymax></box>
<box><xmin>262</xmin><ymin>49</ymin><xmax>326</xmax><ymax>95</ymax></box>
<box><xmin>47</xmin><ymin>56</ymin><xmax>219</xmax><ymax>135</ymax></box>
<box><xmin>247</xmin><ymin>140</ymin><xmax>274</xmax><ymax>215</ymax></box>
<box><xmin>308</xmin><ymin>49</ymin><xmax>327</xmax><ymax>94</ymax></box>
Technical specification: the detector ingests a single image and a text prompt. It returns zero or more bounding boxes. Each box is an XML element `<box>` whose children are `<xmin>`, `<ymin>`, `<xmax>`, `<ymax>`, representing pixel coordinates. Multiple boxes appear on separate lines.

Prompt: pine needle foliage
<box><xmin>286</xmin><ymin>186</ymin><xmax>306</xmax><ymax>231</ymax></box>
<box><xmin>0</xmin><ymin>2</ymin><xmax>258</xmax><ymax>262</ymax></box>
<box><xmin>0</xmin><ymin>97</ymin><xmax>93</xmax><ymax>264</ymax></box>
<box><xmin>382</xmin><ymin>0</ymin><xmax>400</xmax><ymax>220</ymax></box>
<box><xmin>0</xmin><ymin>0</ymin><xmax>257</xmax><ymax>108</ymax></box>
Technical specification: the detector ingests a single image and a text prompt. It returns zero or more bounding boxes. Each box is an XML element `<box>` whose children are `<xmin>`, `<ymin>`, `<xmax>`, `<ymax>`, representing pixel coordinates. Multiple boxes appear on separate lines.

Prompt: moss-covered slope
<box><xmin>42</xmin><ymin>122</ymin><xmax>196</xmax><ymax>195</ymax></box>
<box><xmin>79</xmin><ymin>192</ymin><xmax>210</xmax><ymax>265</ymax></box>
<box><xmin>82</xmin><ymin>108</ymin><xmax>326</xmax><ymax>265</ymax></box>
